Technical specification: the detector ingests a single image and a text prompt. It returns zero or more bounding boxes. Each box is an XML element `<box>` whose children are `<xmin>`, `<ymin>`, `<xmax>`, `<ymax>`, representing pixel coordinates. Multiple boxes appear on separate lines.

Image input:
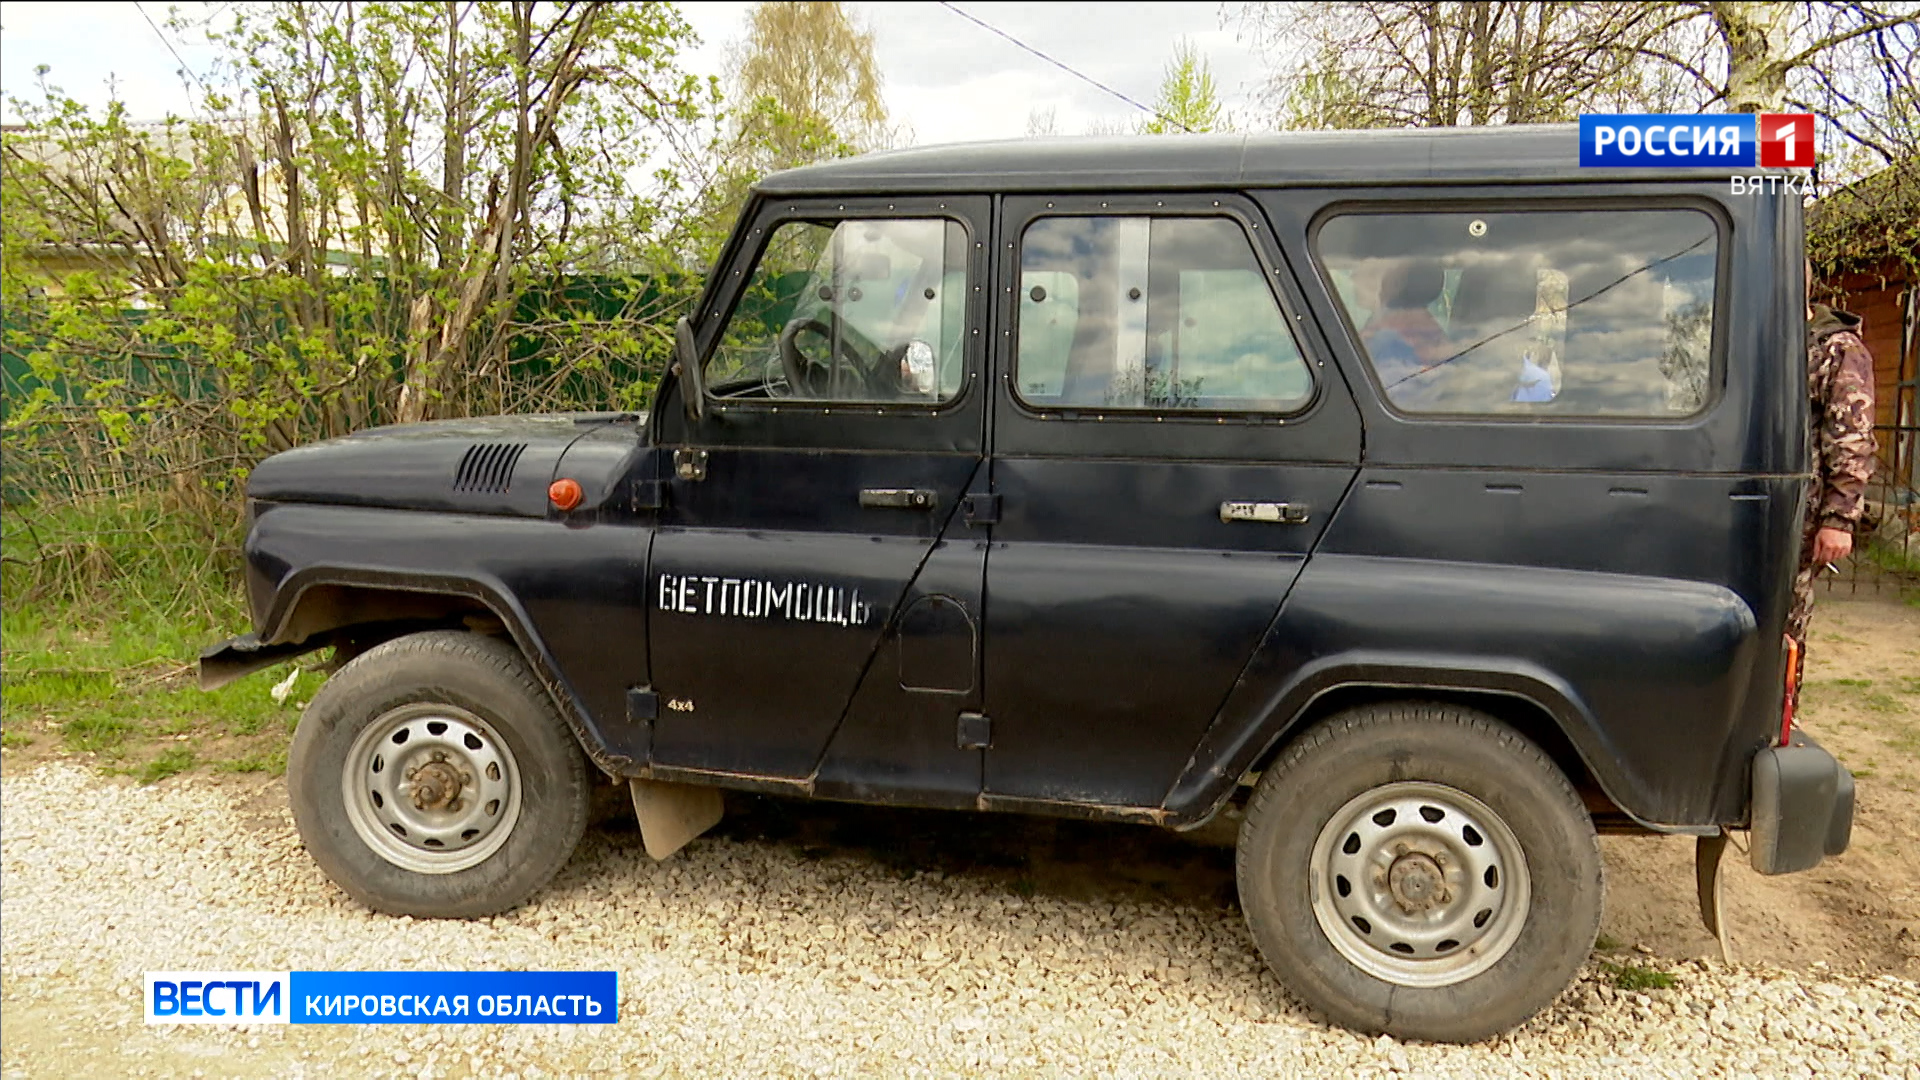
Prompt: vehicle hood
<box><xmin>247</xmin><ymin>413</ymin><xmax>649</xmax><ymax>517</ymax></box>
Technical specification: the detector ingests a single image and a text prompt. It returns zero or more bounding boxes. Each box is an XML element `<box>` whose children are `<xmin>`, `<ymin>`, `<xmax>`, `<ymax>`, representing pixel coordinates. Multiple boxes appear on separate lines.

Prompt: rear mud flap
<box><xmin>1694</xmin><ymin>832</ymin><xmax>1733</xmax><ymax>963</ymax></box>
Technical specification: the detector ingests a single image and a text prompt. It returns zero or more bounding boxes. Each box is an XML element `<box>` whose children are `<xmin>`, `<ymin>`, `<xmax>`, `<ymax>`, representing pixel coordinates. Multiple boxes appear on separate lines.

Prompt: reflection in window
<box><xmin>1317</xmin><ymin>209</ymin><xmax>1719</xmax><ymax>417</ymax></box>
<box><xmin>1015</xmin><ymin>216</ymin><xmax>1312</xmax><ymax>413</ymax></box>
<box><xmin>707</xmin><ymin>218</ymin><xmax>968</xmax><ymax>404</ymax></box>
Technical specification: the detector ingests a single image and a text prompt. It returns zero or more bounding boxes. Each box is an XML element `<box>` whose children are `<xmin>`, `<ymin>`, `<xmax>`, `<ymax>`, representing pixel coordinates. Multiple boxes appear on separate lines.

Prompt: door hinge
<box><xmin>627</xmin><ymin>686</ymin><xmax>659</xmax><ymax>762</ymax></box>
<box><xmin>627</xmin><ymin>687</ymin><xmax>660</xmax><ymax>721</ymax></box>
<box><xmin>962</xmin><ymin>493</ymin><xmax>1002</xmax><ymax>527</ymax></box>
<box><xmin>673</xmin><ymin>448</ymin><xmax>708</xmax><ymax>482</ymax></box>
<box><xmin>957</xmin><ymin>711</ymin><xmax>992</xmax><ymax>750</ymax></box>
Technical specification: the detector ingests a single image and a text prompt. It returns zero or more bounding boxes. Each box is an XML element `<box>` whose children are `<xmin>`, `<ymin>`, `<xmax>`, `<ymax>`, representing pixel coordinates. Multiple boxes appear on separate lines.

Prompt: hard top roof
<box><xmin>755</xmin><ymin>124</ymin><xmax>1765</xmax><ymax>196</ymax></box>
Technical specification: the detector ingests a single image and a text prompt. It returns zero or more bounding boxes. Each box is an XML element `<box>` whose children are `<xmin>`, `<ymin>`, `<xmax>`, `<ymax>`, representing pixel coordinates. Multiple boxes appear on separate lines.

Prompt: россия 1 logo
<box><xmin>1580</xmin><ymin>114</ymin><xmax>1814</xmax><ymax>169</ymax></box>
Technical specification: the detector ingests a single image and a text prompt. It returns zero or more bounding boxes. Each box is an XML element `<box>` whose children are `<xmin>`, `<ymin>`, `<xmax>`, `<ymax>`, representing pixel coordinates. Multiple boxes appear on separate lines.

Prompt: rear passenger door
<box><xmin>980</xmin><ymin>194</ymin><xmax>1362</xmax><ymax>811</ymax></box>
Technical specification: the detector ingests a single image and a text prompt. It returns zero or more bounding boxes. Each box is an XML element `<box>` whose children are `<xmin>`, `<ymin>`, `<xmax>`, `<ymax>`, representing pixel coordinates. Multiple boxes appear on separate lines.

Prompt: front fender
<box><xmin>231</xmin><ymin>502</ymin><xmax>656</xmax><ymax>774</ymax></box>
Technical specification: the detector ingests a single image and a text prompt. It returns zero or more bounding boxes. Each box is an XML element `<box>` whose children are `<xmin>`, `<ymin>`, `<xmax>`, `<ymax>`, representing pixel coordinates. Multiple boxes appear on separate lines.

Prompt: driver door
<box><xmin>647</xmin><ymin>196</ymin><xmax>991</xmax><ymax>785</ymax></box>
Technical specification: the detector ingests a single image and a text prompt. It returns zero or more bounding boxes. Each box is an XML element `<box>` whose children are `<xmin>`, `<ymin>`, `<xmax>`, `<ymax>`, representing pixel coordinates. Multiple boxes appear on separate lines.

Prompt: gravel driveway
<box><xmin>4</xmin><ymin>762</ymin><xmax>1918</xmax><ymax>1078</ymax></box>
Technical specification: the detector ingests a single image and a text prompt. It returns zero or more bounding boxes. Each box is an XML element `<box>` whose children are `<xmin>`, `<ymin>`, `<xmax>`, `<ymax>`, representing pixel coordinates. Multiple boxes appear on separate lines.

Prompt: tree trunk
<box><xmin>1713</xmin><ymin>0</ymin><xmax>1793</xmax><ymax>113</ymax></box>
<box><xmin>1467</xmin><ymin>1</ymin><xmax>1495</xmax><ymax>126</ymax></box>
<box><xmin>441</xmin><ymin>0</ymin><xmax>469</xmax><ymax>272</ymax></box>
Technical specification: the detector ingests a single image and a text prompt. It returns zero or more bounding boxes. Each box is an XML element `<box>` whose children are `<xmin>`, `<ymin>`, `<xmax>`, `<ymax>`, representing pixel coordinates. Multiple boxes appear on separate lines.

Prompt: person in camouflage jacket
<box><xmin>1789</xmin><ymin>300</ymin><xmax>1878</xmax><ymax>652</ymax></box>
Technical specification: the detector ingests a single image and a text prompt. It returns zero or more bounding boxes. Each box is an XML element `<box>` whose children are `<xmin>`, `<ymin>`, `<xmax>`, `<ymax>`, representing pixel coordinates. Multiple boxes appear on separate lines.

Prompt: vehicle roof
<box><xmin>755</xmin><ymin>124</ymin><xmax>1770</xmax><ymax>196</ymax></box>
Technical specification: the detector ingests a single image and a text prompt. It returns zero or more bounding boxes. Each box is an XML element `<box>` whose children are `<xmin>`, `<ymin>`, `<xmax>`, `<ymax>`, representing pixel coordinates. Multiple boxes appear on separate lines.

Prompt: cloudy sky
<box><xmin>0</xmin><ymin>2</ymin><xmax>1274</xmax><ymax>140</ymax></box>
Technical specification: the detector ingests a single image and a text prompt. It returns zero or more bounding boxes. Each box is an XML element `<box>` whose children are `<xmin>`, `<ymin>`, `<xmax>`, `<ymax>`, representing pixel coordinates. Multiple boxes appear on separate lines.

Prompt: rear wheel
<box><xmin>288</xmin><ymin>630</ymin><xmax>591</xmax><ymax>917</ymax></box>
<box><xmin>1236</xmin><ymin>702</ymin><xmax>1601</xmax><ymax>1042</ymax></box>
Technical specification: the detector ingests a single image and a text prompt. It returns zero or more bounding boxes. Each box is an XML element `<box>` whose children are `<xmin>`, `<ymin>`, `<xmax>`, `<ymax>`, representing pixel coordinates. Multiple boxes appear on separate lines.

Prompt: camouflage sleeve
<box><xmin>1814</xmin><ymin>330</ymin><xmax>1877</xmax><ymax>531</ymax></box>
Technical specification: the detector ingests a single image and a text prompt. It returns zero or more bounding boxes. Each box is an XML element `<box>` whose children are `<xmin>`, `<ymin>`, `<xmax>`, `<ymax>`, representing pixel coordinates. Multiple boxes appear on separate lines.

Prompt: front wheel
<box><xmin>1236</xmin><ymin>702</ymin><xmax>1602</xmax><ymax>1042</ymax></box>
<box><xmin>288</xmin><ymin>630</ymin><xmax>592</xmax><ymax>917</ymax></box>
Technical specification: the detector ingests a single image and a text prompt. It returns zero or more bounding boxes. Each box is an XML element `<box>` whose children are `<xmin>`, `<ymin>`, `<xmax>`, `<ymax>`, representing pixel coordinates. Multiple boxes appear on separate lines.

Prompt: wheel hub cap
<box><xmin>1309</xmin><ymin>781</ymin><xmax>1532</xmax><ymax>988</ymax></box>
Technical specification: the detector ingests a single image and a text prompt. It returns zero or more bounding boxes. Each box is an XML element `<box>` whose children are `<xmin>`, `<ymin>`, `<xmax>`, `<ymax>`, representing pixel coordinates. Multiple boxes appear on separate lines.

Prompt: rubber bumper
<box><xmin>1749</xmin><ymin>736</ymin><xmax>1854</xmax><ymax>875</ymax></box>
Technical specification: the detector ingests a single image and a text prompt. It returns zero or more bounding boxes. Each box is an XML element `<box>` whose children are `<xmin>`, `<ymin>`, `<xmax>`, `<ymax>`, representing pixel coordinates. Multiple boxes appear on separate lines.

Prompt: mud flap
<box><xmin>1694</xmin><ymin>831</ymin><xmax>1733</xmax><ymax>964</ymax></box>
<box><xmin>628</xmin><ymin>779</ymin><xmax>724</xmax><ymax>860</ymax></box>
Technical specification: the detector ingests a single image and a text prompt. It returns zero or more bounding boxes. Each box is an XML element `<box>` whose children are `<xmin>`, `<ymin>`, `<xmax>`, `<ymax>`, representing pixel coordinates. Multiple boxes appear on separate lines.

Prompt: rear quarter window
<box><xmin>1315</xmin><ymin>208</ymin><xmax>1720</xmax><ymax>418</ymax></box>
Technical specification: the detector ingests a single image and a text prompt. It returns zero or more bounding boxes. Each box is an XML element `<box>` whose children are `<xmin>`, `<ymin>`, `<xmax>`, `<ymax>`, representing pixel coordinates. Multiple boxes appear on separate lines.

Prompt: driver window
<box><xmin>707</xmin><ymin>218</ymin><xmax>969</xmax><ymax>405</ymax></box>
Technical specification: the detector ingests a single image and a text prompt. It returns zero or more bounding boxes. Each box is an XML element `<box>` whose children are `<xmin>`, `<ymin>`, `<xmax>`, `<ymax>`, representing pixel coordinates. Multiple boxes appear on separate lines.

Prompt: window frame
<box><xmin>1306</xmin><ymin>196</ymin><xmax>1734</xmax><ymax>425</ymax></box>
<box><xmin>1006</xmin><ymin>200</ymin><xmax>1321</xmax><ymax>422</ymax></box>
<box><xmin>696</xmin><ymin>204</ymin><xmax>981</xmax><ymax>418</ymax></box>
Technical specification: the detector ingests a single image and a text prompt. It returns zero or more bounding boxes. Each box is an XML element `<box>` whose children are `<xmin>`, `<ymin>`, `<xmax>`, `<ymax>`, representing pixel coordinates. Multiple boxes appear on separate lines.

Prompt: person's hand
<box><xmin>1812</xmin><ymin>526</ymin><xmax>1853</xmax><ymax>565</ymax></box>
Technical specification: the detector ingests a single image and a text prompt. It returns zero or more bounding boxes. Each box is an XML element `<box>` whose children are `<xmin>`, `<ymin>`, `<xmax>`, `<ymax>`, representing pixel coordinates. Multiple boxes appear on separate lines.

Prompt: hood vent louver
<box><xmin>453</xmin><ymin>442</ymin><xmax>528</xmax><ymax>494</ymax></box>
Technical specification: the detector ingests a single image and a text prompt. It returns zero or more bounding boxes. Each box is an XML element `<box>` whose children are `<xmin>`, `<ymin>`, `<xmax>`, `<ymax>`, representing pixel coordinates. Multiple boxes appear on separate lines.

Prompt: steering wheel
<box><xmin>778</xmin><ymin>318</ymin><xmax>885</xmax><ymax>398</ymax></box>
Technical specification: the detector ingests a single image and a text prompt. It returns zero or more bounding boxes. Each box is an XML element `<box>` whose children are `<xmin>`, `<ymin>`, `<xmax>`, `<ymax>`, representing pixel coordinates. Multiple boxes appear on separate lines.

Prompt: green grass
<box><xmin>1592</xmin><ymin>933</ymin><xmax>1625</xmax><ymax>952</ymax></box>
<box><xmin>1804</xmin><ymin>677</ymin><xmax>1917</xmax><ymax>717</ymax></box>
<box><xmin>217</xmin><ymin>747</ymin><xmax>288</xmax><ymax>774</ymax></box>
<box><xmin>136</xmin><ymin>746</ymin><xmax>196</xmax><ymax>783</ymax></box>
<box><xmin>1597</xmin><ymin>958</ymin><xmax>1679</xmax><ymax>991</ymax></box>
<box><xmin>1</xmin><ymin>606</ymin><xmax>315</xmax><ymax>745</ymax></box>
<box><xmin>2</xmin><ymin>494</ymin><xmax>310</xmax><ymax>776</ymax></box>
<box><xmin>1858</xmin><ymin>536</ymin><xmax>1920</xmax><ymax>578</ymax></box>
<box><xmin>1892</xmin><ymin>726</ymin><xmax>1920</xmax><ymax>756</ymax></box>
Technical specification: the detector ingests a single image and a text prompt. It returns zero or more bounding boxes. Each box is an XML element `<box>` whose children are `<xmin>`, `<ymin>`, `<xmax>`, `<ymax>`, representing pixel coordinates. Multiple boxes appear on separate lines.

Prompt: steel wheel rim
<box><xmin>342</xmin><ymin>702</ymin><xmax>523</xmax><ymax>874</ymax></box>
<box><xmin>1308</xmin><ymin>780</ymin><xmax>1530</xmax><ymax>987</ymax></box>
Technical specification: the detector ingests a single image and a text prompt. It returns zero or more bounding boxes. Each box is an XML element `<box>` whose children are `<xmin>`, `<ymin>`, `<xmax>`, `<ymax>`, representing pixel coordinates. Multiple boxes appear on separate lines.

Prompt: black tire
<box><xmin>287</xmin><ymin>630</ymin><xmax>592</xmax><ymax>917</ymax></box>
<box><xmin>1236</xmin><ymin>702</ymin><xmax>1602</xmax><ymax>1043</ymax></box>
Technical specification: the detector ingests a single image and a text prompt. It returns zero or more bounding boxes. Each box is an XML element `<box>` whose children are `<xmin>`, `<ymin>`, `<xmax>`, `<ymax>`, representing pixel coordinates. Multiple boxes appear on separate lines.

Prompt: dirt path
<box><xmin>1599</xmin><ymin>596</ymin><xmax>1920</xmax><ymax>977</ymax></box>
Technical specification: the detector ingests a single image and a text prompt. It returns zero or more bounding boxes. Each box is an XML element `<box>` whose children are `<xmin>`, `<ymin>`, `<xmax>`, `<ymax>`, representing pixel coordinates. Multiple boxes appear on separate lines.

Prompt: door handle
<box><xmin>860</xmin><ymin>488</ymin><xmax>937</xmax><ymax>510</ymax></box>
<box><xmin>1220</xmin><ymin>500</ymin><xmax>1309</xmax><ymax>525</ymax></box>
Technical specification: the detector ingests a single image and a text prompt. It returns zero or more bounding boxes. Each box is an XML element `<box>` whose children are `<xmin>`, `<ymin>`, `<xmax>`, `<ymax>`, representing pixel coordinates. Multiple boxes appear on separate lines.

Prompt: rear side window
<box><xmin>1015</xmin><ymin>216</ymin><xmax>1313</xmax><ymax>413</ymax></box>
<box><xmin>1315</xmin><ymin>209</ymin><xmax>1719</xmax><ymax>417</ymax></box>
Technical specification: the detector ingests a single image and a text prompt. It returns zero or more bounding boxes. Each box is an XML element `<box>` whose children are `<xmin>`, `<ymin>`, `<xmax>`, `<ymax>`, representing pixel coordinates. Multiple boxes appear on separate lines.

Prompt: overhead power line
<box><xmin>935</xmin><ymin>1</ymin><xmax>1193</xmax><ymax>134</ymax></box>
<box><xmin>134</xmin><ymin>0</ymin><xmax>212</xmax><ymax>107</ymax></box>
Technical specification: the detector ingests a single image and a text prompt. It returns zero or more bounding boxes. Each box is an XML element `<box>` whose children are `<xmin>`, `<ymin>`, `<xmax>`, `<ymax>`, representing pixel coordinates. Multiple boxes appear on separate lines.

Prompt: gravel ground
<box><xmin>4</xmin><ymin>762</ymin><xmax>1919</xmax><ymax>1078</ymax></box>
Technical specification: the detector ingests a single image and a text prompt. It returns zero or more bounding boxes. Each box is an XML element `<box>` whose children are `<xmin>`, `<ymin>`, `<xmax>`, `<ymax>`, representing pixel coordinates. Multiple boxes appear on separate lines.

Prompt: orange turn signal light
<box><xmin>548</xmin><ymin>477</ymin><xmax>583</xmax><ymax>511</ymax></box>
<box><xmin>1780</xmin><ymin>634</ymin><xmax>1802</xmax><ymax>746</ymax></box>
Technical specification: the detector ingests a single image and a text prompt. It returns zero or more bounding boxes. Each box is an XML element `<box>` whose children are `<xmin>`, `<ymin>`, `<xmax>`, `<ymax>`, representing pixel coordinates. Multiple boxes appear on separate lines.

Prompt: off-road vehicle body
<box><xmin>205</xmin><ymin>126</ymin><xmax>1853</xmax><ymax>1042</ymax></box>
